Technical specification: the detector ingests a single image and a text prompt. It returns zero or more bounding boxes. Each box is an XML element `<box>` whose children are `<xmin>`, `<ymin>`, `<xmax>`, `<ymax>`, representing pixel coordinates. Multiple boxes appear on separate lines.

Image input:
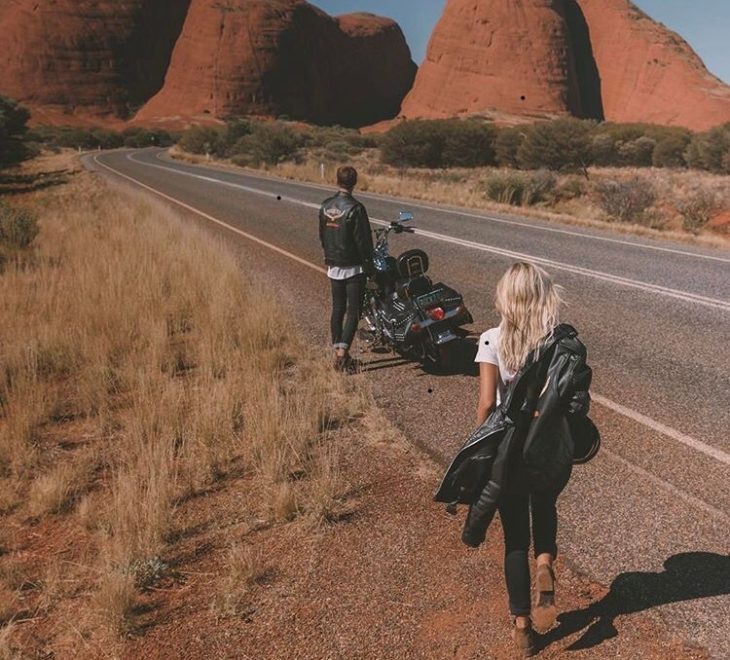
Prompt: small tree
<box><xmin>121</xmin><ymin>127</ymin><xmax>174</xmax><ymax>149</ymax></box>
<box><xmin>653</xmin><ymin>134</ymin><xmax>691</xmax><ymax>168</ymax></box>
<box><xmin>595</xmin><ymin>177</ymin><xmax>657</xmax><ymax>223</ymax></box>
<box><xmin>232</xmin><ymin>123</ymin><xmax>306</xmax><ymax>166</ymax></box>
<box><xmin>215</xmin><ymin>118</ymin><xmax>253</xmax><ymax>157</ymax></box>
<box><xmin>684</xmin><ymin>124</ymin><xmax>730</xmax><ymax>173</ymax></box>
<box><xmin>381</xmin><ymin>120</ymin><xmax>447</xmax><ymax>168</ymax></box>
<box><xmin>0</xmin><ymin>96</ymin><xmax>31</xmax><ymax>168</ymax></box>
<box><xmin>676</xmin><ymin>189</ymin><xmax>719</xmax><ymax>233</ymax></box>
<box><xmin>617</xmin><ymin>136</ymin><xmax>656</xmax><ymax>167</ymax></box>
<box><xmin>517</xmin><ymin>118</ymin><xmax>595</xmax><ymax>174</ymax></box>
<box><xmin>440</xmin><ymin>120</ymin><xmax>496</xmax><ymax>168</ymax></box>
<box><xmin>495</xmin><ymin>127</ymin><xmax>525</xmax><ymax>168</ymax></box>
<box><xmin>179</xmin><ymin>125</ymin><xmax>226</xmax><ymax>156</ymax></box>
<box><xmin>381</xmin><ymin>119</ymin><xmax>497</xmax><ymax>169</ymax></box>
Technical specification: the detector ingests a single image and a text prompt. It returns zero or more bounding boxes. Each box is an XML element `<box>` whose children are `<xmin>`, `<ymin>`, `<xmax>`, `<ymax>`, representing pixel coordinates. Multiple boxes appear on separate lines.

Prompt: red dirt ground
<box><xmin>2</xmin><ymin>414</ymin><xmax>707</xmax><ymax>658</ymax></box>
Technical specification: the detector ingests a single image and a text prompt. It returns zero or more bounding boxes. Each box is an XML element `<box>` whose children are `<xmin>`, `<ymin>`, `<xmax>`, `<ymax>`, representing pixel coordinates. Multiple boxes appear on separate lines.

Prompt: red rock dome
<box><xmin>575</xmin><ymin>0</ymin><xmax>730</xmax><ymax>131</ymax></box>
<box><xmin>401</xmin><ymin>0</ymin><xmax>586</xmax><ymax>121</ymax></box>
<box><xmin>0</xmin><ymin>0</ymin><xmax>190</xmax><ymax>122</ymax></box>
<box><xmin>136</xmin><ymin>0</ymin><xmax>416</xmax><ymax>128</ymax></box>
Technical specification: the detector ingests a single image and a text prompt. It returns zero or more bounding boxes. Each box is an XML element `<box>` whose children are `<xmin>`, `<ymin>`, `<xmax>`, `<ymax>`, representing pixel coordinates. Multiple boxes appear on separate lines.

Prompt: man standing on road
<box><xmin>319</xmin><ymin>166</ymin><xmax>374</xmax><ymax>372</ymax></box>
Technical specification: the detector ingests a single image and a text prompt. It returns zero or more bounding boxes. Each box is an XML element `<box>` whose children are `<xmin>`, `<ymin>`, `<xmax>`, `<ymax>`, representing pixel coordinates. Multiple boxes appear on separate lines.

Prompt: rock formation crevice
<box><xmin>563</xmin><ymin>0</ymin><xmax>604</xmax><ymax>120</ymax></box>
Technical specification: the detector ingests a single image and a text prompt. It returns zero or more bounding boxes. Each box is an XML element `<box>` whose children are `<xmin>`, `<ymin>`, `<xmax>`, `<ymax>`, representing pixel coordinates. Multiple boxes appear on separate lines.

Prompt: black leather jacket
<box><xmin>319</xmin><ymin>191</ymin><xmax>374</xmax><ymax>271</ymax></box>
<box><xmin>434</xmin><ymin>324</ymin><xmax>593</xmax><ymax>547</ymax></box>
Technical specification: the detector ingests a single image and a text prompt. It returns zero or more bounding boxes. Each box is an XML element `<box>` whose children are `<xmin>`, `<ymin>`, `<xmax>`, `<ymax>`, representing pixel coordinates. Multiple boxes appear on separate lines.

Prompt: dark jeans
<box><xmin>498</xmin><ymin>464</ymin><xmax>570</xmax><ymax>616</ymax></box>
<box><xmin>330</xmin><ymin>274</ymin><xmax>366</xmax><ymax>350</ymax></box>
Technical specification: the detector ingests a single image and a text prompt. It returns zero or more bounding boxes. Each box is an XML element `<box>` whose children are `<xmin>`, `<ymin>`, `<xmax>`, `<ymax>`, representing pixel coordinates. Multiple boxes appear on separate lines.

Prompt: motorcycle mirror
<box><xmin>399</xmin><ymin>211</ymin><xmax>414</xmax><ymax>223</ymax></box>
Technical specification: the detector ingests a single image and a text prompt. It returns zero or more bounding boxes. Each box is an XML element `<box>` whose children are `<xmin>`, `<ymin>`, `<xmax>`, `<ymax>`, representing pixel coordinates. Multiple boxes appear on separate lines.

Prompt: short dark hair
<box><xmin>337</xmin><ymin>166</ymin><xmax>358</xmax><ymax>190</ymax></box>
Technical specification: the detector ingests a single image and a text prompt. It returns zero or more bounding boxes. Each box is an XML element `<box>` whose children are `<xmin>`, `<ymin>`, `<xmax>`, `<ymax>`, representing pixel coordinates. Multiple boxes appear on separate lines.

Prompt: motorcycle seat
<box><xmin>397</xmin><ymin>249</ymin><xmax>429</xmax><ymax>278</ymax></box>
<box><xmin>397</xmin><ymin>275</ymin><xmax>433</xmax><ymax>300</ymax></box>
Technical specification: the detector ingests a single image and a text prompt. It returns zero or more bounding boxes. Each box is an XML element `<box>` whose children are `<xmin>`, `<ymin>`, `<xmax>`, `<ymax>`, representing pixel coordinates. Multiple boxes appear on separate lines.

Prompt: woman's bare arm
<box><xmin>476</xmin><ymin>362</ymin><xmax>499</xmax><ymax>426</ymax></box>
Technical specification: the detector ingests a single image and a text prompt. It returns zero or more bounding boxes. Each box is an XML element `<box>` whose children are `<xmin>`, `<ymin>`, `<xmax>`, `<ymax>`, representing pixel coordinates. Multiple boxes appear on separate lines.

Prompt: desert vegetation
<box><xmin>0</xmin><ymin>97</ymin><xmax>32</xmax><ymax>168</ymax></box>
<box><xmin>26</xmin><ymin>125</ymin><xmax>176</xmax><ymax>151</ymax></box>
<box><xmin>174</xmin><ymin>117</ymin><xmax>730</xmax><ymax>239</ymax></box>
<box><xmin>0</xmin><ymin>160</ymin><xmax>368</xmax><ymax>655</ymax></box>
<box><xmin>3</xmin><ymin>89</ymin><xmax>728</xmax><ymax>239</ymax></box>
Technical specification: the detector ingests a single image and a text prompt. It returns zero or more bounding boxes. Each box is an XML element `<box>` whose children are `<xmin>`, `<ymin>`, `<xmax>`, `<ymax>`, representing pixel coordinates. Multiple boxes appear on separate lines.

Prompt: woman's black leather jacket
<box><xmin>434</xmin><ymin>324</ymin><xmax>592</xmax><ymax>547</ymax></box>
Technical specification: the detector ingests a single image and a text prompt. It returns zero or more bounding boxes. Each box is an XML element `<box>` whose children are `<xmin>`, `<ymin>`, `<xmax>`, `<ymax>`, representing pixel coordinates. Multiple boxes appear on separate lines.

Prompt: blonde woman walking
<box><xmin>435</xmin><ymin>262</ymin><xmax>594</xmax><ymax>657</ymax></box>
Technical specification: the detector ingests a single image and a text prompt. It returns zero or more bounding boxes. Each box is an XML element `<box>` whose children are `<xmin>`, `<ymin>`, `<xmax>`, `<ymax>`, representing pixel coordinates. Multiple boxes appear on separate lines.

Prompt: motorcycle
<box><xmin>361</xmin><ymin>211</ymin><xmax>473</xmax><ymax>369</ymax></box>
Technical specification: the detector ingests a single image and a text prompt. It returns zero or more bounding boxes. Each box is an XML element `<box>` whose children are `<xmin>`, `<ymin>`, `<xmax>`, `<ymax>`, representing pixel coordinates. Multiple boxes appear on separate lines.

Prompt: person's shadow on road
<box><xmin>541</xmin><ymin>552</ymin><xmax>730</xmax><ymax>651</ymax></box>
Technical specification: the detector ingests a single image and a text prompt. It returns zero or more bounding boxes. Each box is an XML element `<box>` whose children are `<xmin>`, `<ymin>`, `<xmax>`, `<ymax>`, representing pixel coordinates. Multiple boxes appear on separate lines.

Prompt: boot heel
<box><xmin>533</xmin><ymin>565</ymin><xmax>557</xmax><ymax>632</ymax></box>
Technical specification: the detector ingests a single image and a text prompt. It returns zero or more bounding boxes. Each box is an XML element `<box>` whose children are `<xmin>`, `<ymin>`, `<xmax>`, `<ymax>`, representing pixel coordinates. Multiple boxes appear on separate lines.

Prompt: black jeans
<box><xmin>330</xmin><ymin>274</ymin><xmax>366</xmax><ymax>350</ymax></box>
<box><xmin>498</xmin><ymin>464</ymin><xmax>570</xmax><ymax>616</ymax></box>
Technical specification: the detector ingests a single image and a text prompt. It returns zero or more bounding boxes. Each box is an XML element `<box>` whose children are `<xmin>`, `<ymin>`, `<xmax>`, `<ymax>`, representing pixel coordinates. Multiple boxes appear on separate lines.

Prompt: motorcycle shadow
<box><xmin>358</xmin><ymin>357</ymin><xmax>414</xmax><ymax>373</ymax></box>
<box><xmin>357</xmin><ymin>336</ymin><xmax>479</xmax><ymax>377</ymax></box>
<box><xmin>424</xmin><ymin>336</ymin><xmax>479</xmax><ymax>378</ymax></box>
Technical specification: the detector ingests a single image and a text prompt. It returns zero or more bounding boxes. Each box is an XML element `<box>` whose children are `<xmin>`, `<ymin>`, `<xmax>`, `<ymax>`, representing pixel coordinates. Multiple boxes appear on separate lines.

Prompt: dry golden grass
<box><xmin>211</xmin><ymin>542</ymin><xmax>268</xmax><ymax>617</ymax></box>
<box><xmin>0</xmin><ymin>158</ymin><xmax>367</xmax><ymax>649</ymax></box>
<box><xmin>27</xmin><ymin>456</ymin><xmax>94</xmax><ymax>517</ymax></box>
<box><xmin>0</xmin><ymin>620</ymin><xmax>18</xmax><ymax>660</ymax></box>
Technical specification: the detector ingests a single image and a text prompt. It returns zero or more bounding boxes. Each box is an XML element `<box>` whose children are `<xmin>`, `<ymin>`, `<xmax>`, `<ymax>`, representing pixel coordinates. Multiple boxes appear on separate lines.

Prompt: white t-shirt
<box><xmin>327</xmin><ymin>265</ymin><xmax>364</xmax><ymax>280</ymax></box>
<box><xmin>474</xmin><ymin>327</ymin><xmax>516</xmax><ymax>404</ymax></box>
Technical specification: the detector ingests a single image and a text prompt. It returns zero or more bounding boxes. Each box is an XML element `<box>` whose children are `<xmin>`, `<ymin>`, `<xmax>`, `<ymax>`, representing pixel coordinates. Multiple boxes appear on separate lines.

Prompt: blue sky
<box><xmin>315</xmin><ymin>0</ymin><xmax>730</xmax><ymax>84</ymax></box>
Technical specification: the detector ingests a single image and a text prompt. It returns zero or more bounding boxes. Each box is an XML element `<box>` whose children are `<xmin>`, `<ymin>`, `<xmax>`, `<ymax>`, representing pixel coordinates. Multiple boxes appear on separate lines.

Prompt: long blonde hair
<box><xmin>495</xmin><ymin>262</ymin><xmax>563</xmax><ymax>372</ymax></box>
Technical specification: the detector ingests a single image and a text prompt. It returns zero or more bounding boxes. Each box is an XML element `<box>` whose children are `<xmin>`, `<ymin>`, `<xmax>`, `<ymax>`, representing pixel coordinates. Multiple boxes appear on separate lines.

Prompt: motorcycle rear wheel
<box><xmin>427</xmin><ymin>342</ymin><xmax>452</xmax><ymax>373</ymax></box>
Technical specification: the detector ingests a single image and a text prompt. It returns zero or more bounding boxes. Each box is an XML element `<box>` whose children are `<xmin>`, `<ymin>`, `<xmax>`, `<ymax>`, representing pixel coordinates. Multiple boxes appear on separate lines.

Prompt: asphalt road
<box><xmin>86</xmin><ymin>149</ymin><xmax>730</xmax><ymax>658</ymax></box>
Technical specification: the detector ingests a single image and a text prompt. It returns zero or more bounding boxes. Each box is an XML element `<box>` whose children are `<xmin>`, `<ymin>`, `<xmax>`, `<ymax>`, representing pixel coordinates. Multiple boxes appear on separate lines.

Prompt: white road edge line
<box><xmin>93</xmin><ymin>152</ymin><xmax>730</xmax><ymax>473</ymax></box>
<box><xmin>155</xmin><ymin>149</ymin><xmax>730</xmax><ymax>266</ymax></box>
<box><xmin>129</xmin><ymin>152</ymin><xmax>730</xmax><ymax>313</ymax></box>
<box><xmin>94</xmin><ymin>154</ymin><xmax>326</xmax><ymax>276</ymax></box>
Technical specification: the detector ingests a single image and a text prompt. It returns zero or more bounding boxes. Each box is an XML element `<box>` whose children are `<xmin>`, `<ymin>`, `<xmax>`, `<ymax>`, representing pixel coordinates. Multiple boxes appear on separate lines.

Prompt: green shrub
<box><xmin>554</xmin><ymin>176</ymin><xmax>587</xmax><ymax>201</ymax></box>
<box><xmin>178</xmin><ymin>125</ymin><xmax>226</xmax><ymax>156</ymax></box>
<box><xmin>323</xmin><ymin>140</ymin><xmax>353</xmax><ymax>162</ymax></box>
<box><xmin>440</xmin><ymin>121</ymin><xmax>497</xmax><ymax>168</ymax></box>
<box><xmin>495</xmin><ymin>127</ymin><xmax>525</xmax><ymax>168</ymax></box>
<box><xmin>91</xmin><ymin>129</ymin><xmax>125</xmax><ymax>149</ymax></box>
<box><xmin>485</xmin><ymin>172</ymin><xmax>527</xmax><ymax>205</ymax></box>
<box><xmin>617</xmin><ymin>136</ymin><xmax>656</xmax><ymax>167</ymax></box>
<box><xmin>523</xmin><ymin>170</ymin><xmax>558</xmax><ymax>205</ymax></box>
<box><xmin>213</xmin><ymin>119</ymin><xmax>253</xmax><ymax>158</ymax></box>
<box><xmin>684</xmin><ymin>124</ymin><xmax>730</xmax><ymax>173</ymax></box>
<box><xmin>56</xmin><ymin>128</ymin><xmax>101</xmax><ymax>150</ymax></box>
<box><xmin>121</xmin><ymin>127</ymin><xmax>174</xmax><ymax>149</ymax></box>
<box><xmin>0</xmin><ymin>96</ymin><xmax>31</xmax><ymax>168</ymax></box>
<box><xmin>381</xmin><ymin>120</ymin><xmax>442</xmax><ymax>168</ymax></box>
<box><xmin>652</xmin><ymin>134</ymin><xmax>691</xmax><ymax>168</ymax></box>
<box><xmin>230</xmin><ymin>154</ymin><xmax>251</xmax><ymax>167</ymax></box>
<box><xmin>676</xmin><ymin>190</ymin><xmax>719</xmax><ymax>233</ymax></box>
<box><xmin>485</xmin><ymin>170</ymin><xmax>558</xmax><ymax>207</ymax></box>
<box><xmin>306</xmin><ymin>125</ymin><xmax>376</xmax><ymax>153</ymax></box>
<box><xmin>230</xmin><ymin>123</ymin><xmax>306</xmax><ymax>166</ymax></box>
<box><xmin>595</xmin><ymin>177</ymin><xmax>657</xmax><ymax>223</ymax></box>
<box><xmin>381</xmin><ymin>119</ymin><xmax>497</xmax><ymax>169</ymax></box>
<box><xmin>591</xmin><ymin>123</ymin><xmax>691</xmax><ymax>168</ymax></box>
<box><xmin>26</xmin><ymin>125</ymin><xmax>171</xmax><ymax>151</ymax></box>
<box><xmin>517</xmin><ymin>118</ymin><xmax>595</xmax><ymax>172</ymax></box>
<box><xmin>0</xmin><ymin>201</ymin><xmax>39</xmax><ymax>249</ymax></box>
<box><xmin>590</xmin><ymin>133</ymin><xmax>616</xmax><ymax>167</ymax></box>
